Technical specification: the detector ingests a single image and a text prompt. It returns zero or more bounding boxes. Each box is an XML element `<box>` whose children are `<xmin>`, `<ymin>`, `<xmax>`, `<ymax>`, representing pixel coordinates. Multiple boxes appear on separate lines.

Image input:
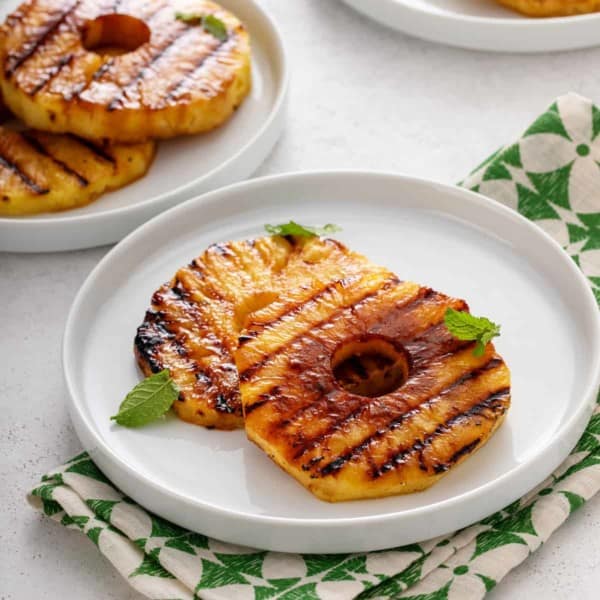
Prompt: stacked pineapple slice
<box><xmin>0</xmin><ymin>0</ymin><xmax>251</xmax><ymax>215</ymax></box>
<box><xmin>0</xmin><ymin>124</ymin><xmax>155</xmax><ymax>215</ymax></box>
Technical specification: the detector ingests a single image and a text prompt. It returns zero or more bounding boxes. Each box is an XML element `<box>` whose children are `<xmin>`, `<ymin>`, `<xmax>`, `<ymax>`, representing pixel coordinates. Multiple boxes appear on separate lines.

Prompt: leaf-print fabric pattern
<box><xmin>28</xmin><ymin>93</ymin><xmax>600</xmax><ymax>599</ymax></box>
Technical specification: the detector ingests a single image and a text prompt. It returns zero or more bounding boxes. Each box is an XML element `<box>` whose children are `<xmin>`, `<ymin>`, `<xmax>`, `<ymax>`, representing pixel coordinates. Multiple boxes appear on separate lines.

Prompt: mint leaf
<box><xmin>444</xmin><ymin>308</ymin><xmax>501</xmax><ymax>357</ymax></box>
<box><xmin>175</xmin><ymin>12</ymin><xmax>228</xmax><ymax>41</ymax></box>
<box><xmin>202</xmin><ymin>14</ymin><xmax>228</xmax><ymax>42</ymax></box>
<box><xmin>175</xmin><ymin>11</ymin><xmax>202</xmax><ymax>24</ymax></box>
<box><xmin>111</xmin><ymin>370</ymin><xmax>178</xmax><ymax>427</ymax></box>
<box><xmin>264</xmin><ymin>221</ymin><xmax>342</xmax><ymax>238</ymax></box>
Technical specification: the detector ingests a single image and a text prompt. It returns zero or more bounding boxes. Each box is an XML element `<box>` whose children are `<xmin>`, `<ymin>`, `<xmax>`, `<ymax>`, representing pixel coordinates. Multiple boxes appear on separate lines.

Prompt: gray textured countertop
<box><xmin>2</xmin><ymin>1</ymin><xmax>600</xmax><ymax>598</ymax></box>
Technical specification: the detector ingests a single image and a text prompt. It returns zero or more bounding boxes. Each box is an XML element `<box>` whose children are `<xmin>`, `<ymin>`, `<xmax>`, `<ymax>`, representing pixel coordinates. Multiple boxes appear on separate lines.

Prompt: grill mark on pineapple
<box><xmin>166</xmin><ymin>276</ymin><xmax>210</xmax><ymax>320</ymax></box>
<box><xmin>323</xmin><ymin>386</ymin><xmax>507</xmax><ymax>480</ymax></box>
<box><xmin>135</xmin><ymin>311</ymin><xmax>172</xmax><ymax>373</ymax></box>
<box><xmin>69</xmin><ymin>135</ymin><xmax>116</xmax><ymax>165</ymax></box>
<box><xmin>290</xmin><ymin>338</ymin><xmax>478</xmax><ymax>459</ymax></box>
<box><xmin>106</xmin><ymin>25</ymin><xmax>199</xmax><ymax>112</ymax></box>
<box><xmin>215</xmin><ymin>393</ymin><xmax>236</xmax><ymax>414</ymax></box>
<box><xmin>162</xmin><ymin>34</ymin><xmax>231</xmax><ymax>105</ymax></box>
<box><xmin>28</xmin><ymin>53</ymin><xmax>75</xmax><ymax>95</ymax></box>
<box><xmin>79</xmin><ymin>0</ymin><xmax>170</xmax><ymax>90</ymax></box>
<box><xmin>4</xmin><ymin>0</ymin><xmax>80</xmax><ymax>77</ymax></box>
<box><xmin>88</xmin><ymin>59</ymin><xmax>115</xmax><ymax>87</ymax></box>
<box><xmin>0</xmin><ymin>153</ymin><xmax>49</xmax><ymax>194</ymax></box>
<box><xmin>185</xmin><ymin>263</ymin><xmax>228</xmax><ymax>304</ymax></box>
<box><xmin>165</xmin><ymin>273</ymin><xmax>232</xmax><ymax>357</ymax></box>
<box><xmin>293</xmin><ymin>352</ymin><xmax>497</xmax><ymax>463</ymax></box>
<box><xmin>136</xmin><ymin>303</ymin><xmax>225</xmax><ymax>409</ymax></box>
<box><xmin>256</xmin><ymin>296</ymin><xmax>467</xmax><ymax>438</ymax></box>
<box><xmin>373</xmin><ymin>387</ymin><xmax>508</xmax><ymax>478</ymax></box>
<box><xmin>243</xmin><ymin>398</ymin><xmax>269</xmax><ymax>415</ymax></box>
<box><xmin>208</xmin><ymin>370</ymin><xmax>240</xmax><ymax>415</ymax></box>
<box><xmin>54</xmin><ymin>0</ymin><xmax>132</xmax><ymax>99</ymax></box>
<box><xmin>433</xmin><ymin>438</ymin><xmax>482</xmax><ymax>474</ymax></box>
<box><xmin>238</xmin><ymin>276</ymin><xmax>402</xmax><ymax>382</ymax></box>
<box><xmin>208</xmin><ymin>241</ymin><xmax>236</xmax><ymax>257</ymax></box>
<box><xmin>383</xmin><ymin>387</ymin><xmax>509</xmax><ymax>478</ymax></box>
<box><xmin>20</xmin><ymin>132</ymin><xmax>89</xmax><ymax>186</ymax></box>
<box><xmin>365</xmin><ymin>288</ymin><xmax>459</xmax><ymax>340</ymax></box>
<box><xmin>247</xmin><ymin>273</ymin><xmax>389</xmax><ymax>337</ymax></box>
<box><xmin>151</xmin><ymin>275</ymin><xmax>242</xmax><ymax>417</ymax></box>
<box><xmin>315</xmin><ymin>360</ymin><xmax>505</xmax><ymax>477</ymax></box>
<box><xmin>157</xmin><ymin>281</ymin><xmax>213</xmax><ymax>346</ymax></box>
<box><xmin>402</xmin><ymin>322</ymin><xmax>471</xmax><ymax>370</ymax></box>
<box><xmin>196</xmin><ymin>354</ymin><xmax>241</xmax><ymax>416</ymax></box>
<box><xmin>290</xmin><ymin>400</ymin><xmax>365</xmax><ymax>459</ymax></box>
<box><xmin>136</xmin><ymin>304</ymin><xmax>191</xmax><ymax>362</ymax></box>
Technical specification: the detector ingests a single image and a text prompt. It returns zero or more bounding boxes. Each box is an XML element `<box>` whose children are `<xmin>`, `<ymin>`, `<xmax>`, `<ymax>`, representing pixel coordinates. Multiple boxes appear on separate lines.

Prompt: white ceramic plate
<box><xmin>0</xmin><ymin>0</ymin><xmax>287</xmax><ymax>253</ymax></box>
<box><xmin>342</xmin><ymin>0</ymin><xmax>600</xmax><ymax>53</ymax></box>
<box><xmin>64</xmin><ymin>171</ymin><xmax>600</xmax><ymax>553</ymax></box>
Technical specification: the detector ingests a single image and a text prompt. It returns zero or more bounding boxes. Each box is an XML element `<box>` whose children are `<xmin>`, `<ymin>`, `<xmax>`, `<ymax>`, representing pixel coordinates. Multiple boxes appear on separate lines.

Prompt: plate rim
<box><xmin>63</xmin><ymin>170</ymin><xmax>600</xmax><ymax>538</ymax></box>
<box><xmin>341</xmin><ymin>0</ymin><xmax>600</xmax><ymax>52</ymax></box>
<box><xmin>0</xmin><ymin>0</ymin><xmax>289</xmax><ymax>249</ymax></box>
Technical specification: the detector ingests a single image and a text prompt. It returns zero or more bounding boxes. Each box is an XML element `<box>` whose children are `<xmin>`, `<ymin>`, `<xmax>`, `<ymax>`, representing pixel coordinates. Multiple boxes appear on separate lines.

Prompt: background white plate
<box><xmin>0</xmin><ymin>0</ymin><xmax>287</xmax><ymax>253</ymax></box>
<box><xmin>64</xmin><ymin>171</ymin><xmax>600</xmax><ymax>553</ymax></box>
<box><xmin>342</xmin><ymin>0</ymin><xmax>600</xmax><ymax>53</ymax></box>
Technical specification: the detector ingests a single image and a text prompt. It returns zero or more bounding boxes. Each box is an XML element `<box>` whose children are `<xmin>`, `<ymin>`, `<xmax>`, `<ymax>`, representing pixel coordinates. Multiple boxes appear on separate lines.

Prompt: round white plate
<box><xmin>64</xmin><ymin>171</ymin><xmax>600</xmax><ymax>553</ymax></box>
<box><xmin>0</xmin><ymin>0</ymin><xmax>287</xmax><ymax>253</ymax></box>
<box><xmin>342</xmin><ymin>0</ymin><xmax>600</xmax><ymax>53</ymax></box>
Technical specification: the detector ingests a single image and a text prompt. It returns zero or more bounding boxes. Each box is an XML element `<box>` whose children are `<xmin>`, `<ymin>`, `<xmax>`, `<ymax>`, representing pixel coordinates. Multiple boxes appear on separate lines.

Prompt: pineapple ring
<box><xmin>0</xmin><ymin>0</ymin><xmax>251</xmax><ymax>142</ymax></box>
<box><xmin>135</xmin><ymin>236</ymin><xmax>385</xmax><ymax>429</ymax></box>
<box><xmin>237</xmin><ymin>260</ymin><xmax>511</xmax><ymax>502</ymax></box>
<box><xmin>0</xmin><ymin>124</ymin><xmax>156</xmax><ymax>215</ymax></box>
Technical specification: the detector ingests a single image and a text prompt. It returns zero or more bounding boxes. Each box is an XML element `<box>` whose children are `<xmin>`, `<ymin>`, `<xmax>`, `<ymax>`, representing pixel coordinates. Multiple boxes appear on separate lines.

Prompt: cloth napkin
<box><xmin>28</xmin><ymin>93</ymin><xmax>600</xmax><ymax>600</ymax></box>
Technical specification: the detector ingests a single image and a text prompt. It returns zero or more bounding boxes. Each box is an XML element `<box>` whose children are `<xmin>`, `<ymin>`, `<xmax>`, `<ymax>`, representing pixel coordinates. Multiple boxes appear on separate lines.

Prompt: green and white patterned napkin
<box><xmin>29</xmin><ymin>93</ymin><xmax>600</xmax><ymax>600</ymax></box>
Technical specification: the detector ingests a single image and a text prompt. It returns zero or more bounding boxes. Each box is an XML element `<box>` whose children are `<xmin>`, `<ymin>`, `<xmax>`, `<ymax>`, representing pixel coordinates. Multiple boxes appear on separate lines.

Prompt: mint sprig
<box><xmin>175</xmin><ymin>12</ymin><xmax>228</xmax><ymax>41</ymax></box>
<box><xmin>111</xmin><ymin>370</ymin><xmax>179</xmax><ymax>427</ymax></box>
<box><xmin>202</xmin><ymin>14</ymin><xmax>228</xmax><ymax>41</ymax></box>
<box><xmin>444</xmin><ymin>308</ymin><xmax>501</xmax><ymax>357</ymax></box>
<box><xmin>264</xmin><ymin>221</ymin><xmax>342</xmax><ymax>238</ymax></box>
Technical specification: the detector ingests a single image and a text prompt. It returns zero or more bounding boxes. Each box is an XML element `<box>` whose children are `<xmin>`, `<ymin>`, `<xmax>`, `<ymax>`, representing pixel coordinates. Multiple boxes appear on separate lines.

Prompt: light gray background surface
<box><xmin>2</xmin><ymin>1</ymin><xmax>600</xmax><ymax>598</ymax></box>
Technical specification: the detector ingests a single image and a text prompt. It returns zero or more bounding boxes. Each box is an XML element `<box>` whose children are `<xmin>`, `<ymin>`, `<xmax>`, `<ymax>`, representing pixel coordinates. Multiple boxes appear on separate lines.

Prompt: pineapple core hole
<box><xmin>331</xmin><ymin>335</ymin><xmax>410</xmax><ymax>398</ymax></box>
<box><xmin>82</xmin><ymin>14</ymin><xmax>151</xmax><ymax>56</ymax></box>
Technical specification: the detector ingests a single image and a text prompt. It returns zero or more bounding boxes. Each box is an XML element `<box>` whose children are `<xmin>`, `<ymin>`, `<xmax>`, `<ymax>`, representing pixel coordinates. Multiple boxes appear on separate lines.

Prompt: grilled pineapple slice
<box><xmin>135</xmin><ymin>236</ymin><xmax>380</xmax><ymax>429</ymax></box>
<box><xmin>0</xmin><ymin>0</ymin><xmax>251</xmax><ymax>142</ymax></box>
<box><xmin>236</xmin><ymin>259</ymin><xmax>511</xmax><ymax>502</ymax></box>
<box><xmin>496</xmin><ymin>0</ymin><xmax>600</xmax><ymax>15</ymax></box>
<box><xmin>0</xmin><ymin>124</ymin><xmax>155</xmax><ymax>215</ymax></box>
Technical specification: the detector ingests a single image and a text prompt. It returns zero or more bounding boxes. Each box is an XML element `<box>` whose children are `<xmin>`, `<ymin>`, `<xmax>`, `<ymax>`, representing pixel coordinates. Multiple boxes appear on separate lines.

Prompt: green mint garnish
<box><xmin>444</xmin><ymin>308</ymin><xmax>501</xmax><ymax>357</ymax></box>
<box><xmin>264</xmin><ymin>221</ymin><xmax>342</xmax><ymax>238</ymax></box>
<box><xmin>110</xmin><ymin>370</ymin><xmax>179</xmax><ymax>427</ymax></box>
<box><xmin>175</xmin><ymin>11</ymin><xmax>202</xmax><ymax>24</ymax></box>
<box><xmin>202</xmin><ymin>14</ymin><xmax>228</xmax><ymax>41</ymax></box>
<box><xmin>175</xmin><ymin>12</ymin><xmax>228</xmax><ymax>41</ymax></box>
